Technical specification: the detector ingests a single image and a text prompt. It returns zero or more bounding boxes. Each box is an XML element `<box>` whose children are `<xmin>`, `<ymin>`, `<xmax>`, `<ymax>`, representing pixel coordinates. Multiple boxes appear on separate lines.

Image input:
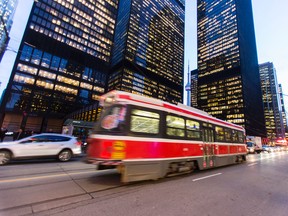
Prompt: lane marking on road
<box><xmin>248</xmin><ymin>162</ymin><xmax>258</xmax><ymax>167</ymax></box>
<box><xmin>0</xmin><ymin>170</ymin><xmax>98</xmax><ymax>183</ymax></box>
<box><xmin>192</xmin><ymin>173</ymin><xmax>222</xmax><ymax>182</ymax></box>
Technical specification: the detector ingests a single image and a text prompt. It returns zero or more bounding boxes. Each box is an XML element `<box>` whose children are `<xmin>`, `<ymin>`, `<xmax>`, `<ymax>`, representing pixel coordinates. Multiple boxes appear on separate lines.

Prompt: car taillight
<box><xmin>76</xmin><ymin>140</ymin><xmax>82</xmax><ymax>146</ymax></box>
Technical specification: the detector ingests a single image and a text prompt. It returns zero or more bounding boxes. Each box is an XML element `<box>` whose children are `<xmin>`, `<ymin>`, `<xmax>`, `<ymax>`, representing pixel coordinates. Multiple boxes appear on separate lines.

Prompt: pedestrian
<box><xmin>0</xmin><ymin>126</ymin><xmax>8</xmax><ymax>142</ymax></box>
<box><xmin>13</xmin><ymin>128</ymin><xmax>24</xmax><ymax>141</ymax></box>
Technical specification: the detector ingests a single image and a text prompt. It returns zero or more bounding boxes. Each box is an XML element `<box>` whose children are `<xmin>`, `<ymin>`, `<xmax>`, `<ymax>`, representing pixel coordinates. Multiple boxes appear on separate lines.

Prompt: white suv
<box><xmin>0</xmin><ymin>133</ymin><xmax>82</xmax><ymax>165</ymax></box>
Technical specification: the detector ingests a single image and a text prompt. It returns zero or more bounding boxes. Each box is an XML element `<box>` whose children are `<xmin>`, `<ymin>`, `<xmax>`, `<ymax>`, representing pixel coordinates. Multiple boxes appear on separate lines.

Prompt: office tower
<box><xmin>197</xmin><ymin>0</ymin><xmax>266</xmax><ymax>137</ymax></box>
<box><xmin>0</xmin><ymin>0</ymin><xmax>18</xmax><ymax>62</ymax></box>
<box><xmin>0</xmin><ymin>0</ymin><xmax>119</xmax><ymax>132</ymax></box>
<box><xmin>190</xmin><ymin>69</ymin><xmax>198</xmax><ymax>108</ymax></box>
<box><xmin>109</xmin><ymin>0</ymin><xmax>185</xmax><ymax>104</ymax></box>
<box><xmin>278</xmin><ymin>84</ymin><xmax>287</xmax><ymax>135</ymax></box>
<box><xmin>0</xmin><ymin>0</ymin><xmax>185</xmax><ymax>133</ymax></box>
<box><xmin>259</xmin><ymin>62</ymin><xmax>285</xmax><ymax>140</ymax></box>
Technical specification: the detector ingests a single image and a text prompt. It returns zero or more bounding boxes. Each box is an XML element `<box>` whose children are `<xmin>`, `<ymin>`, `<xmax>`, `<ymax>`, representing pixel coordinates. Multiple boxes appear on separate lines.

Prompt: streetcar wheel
<box><xmin>0</xmin><ymin>150</ymin><xmax>11</xmax><ymax>165</ymax></box>
<box><xmin>58</xmin><ymin>149</ymin><xmax>72</xmax><ymax>162</ymax></box>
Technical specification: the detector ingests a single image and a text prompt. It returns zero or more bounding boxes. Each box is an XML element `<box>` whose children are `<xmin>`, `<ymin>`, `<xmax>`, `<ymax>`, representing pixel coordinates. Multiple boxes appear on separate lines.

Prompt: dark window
<box><xmin>31</xmin><ymin>49</ymin><xmax>43</xmax><ymax>65</ymax></box>
<box><xmin>41</xmin><ymin>52</ymin><xmax>52</xmax><ymax>68</ymax></box>
<box><xmin>59</xmin><ymin>59</ymin><xmax>68</xmax><ymax>72</ymax></box>
<box><xmin>238</xmin><ymin>131</ymin><xmax>244</xmax><ymax>143</ymax></box>
<box><xmin>231</xmin><ymin>130</ymin><xmax>238</xmax><ymax>142</ymax></box>
<box><xmin>50</xmin><ymin>56</ymin><xmax>61</xmax><ymax>70</ymax></box>
<box><xmin>47</xmin><ymin>135</ymin><xmax>71</xmax><ymax>142</ymax></box>
<box><xmin>20</xmin><ymin>45</ymin><xmax>33</xmax><ymax>62</ymax></box>
<box><xmin>225</xmin><ymin>128</ymin><xmax>232</xmax><ymax>142</ymax></box>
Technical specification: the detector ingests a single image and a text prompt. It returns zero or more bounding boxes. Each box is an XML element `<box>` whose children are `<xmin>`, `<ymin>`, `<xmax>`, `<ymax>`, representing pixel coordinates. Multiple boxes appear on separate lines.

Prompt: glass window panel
<box><xmin>14</xmin><ymin>73</ymin><xmax>35</xmax><ymax>85</ymax></box>
<box><xmin>17</xmin><ymin>64</ymin><xmax>38</xmax><ymax>75</ymax></box>
<box><xmin>166</xmin><ymin>115</ymin><xmax>185</xmax><ymax>129</ymax></box>
<box><xmin>5</xmin><ymin>92</ymin><xmax>21</xmax><ymax>109</ymax></box>
<box><xmin>186</xmin><ymin>119</ymin><xmax>200</xmax><ymax>130</ymax></box>
<box><xmin>50</xmin><ymin>56</ymin><xmax>61</xmax><ymax>70</ymax></box>
<box><xmin>55</xmin><ymin>84</ymin><xmax>78</xmax><ymax>95</ymax></box>
<box><xmin>20</xmin><ymin>45</ymin><xmax>33</xmax><ymax>62</ymax></box>
<box><xmin>80</xmin><ymin>89</ymin><xmax>89</xmax><ymax>99</ymax></box>
<box><xmin>166</xmin><ymin>115</ymin><xmax>185</xmax><ymax>137</ymax></box>
<box><xmin>59</xmin><ymin>58</ymin><xmax>68</xmax><ymax>72</ymax></box>
<box><xmin>57</xmin><ymin>75</ymin><xmax>79</xmax><ymax>86</ymax></box>
<box><xmin>225</xmin><ymin>128</ymin><xmax>232</xmax><ymax>142</ymax></box>
<box><xmin>215</xmin><ymin>126</ymin><xmax>225</xmax><ymax>141</ymax></box>
<box><xmin>39</xmin><ymin>70</ymin><xmax>56</xmax><ymax>79</ymax></box>
<box><xmin>231</xmin><ymin>130</ymin><xmax>238</xmax><ymax>142</ymax></box>
<box><xmin>41</xmin><ymin>52</ymin><xmax>52</xmax><ymax>68</ymax></box>
<box><xmin>130</xmin><ymin>109</ymin><xmax>159</xmax><ymax>134</ymax></box>
<box><xmin>186</xmin><ymin>119</ymin><xmax>201</xmax><ymax>139</ymax></box>
<box><xmin>238</xmin><ymin>131</ymin><xmax>244</xmax><ymax>143</ymax></box>
<box><xmin>31</xmin><ymin>49</ymin><xmax>43</xmax><ymax>65</ymax></box>
<box><xmin>80</xmin><ymin>82</ymin><xmax>92</xmax><ymax>90</ymax></box>
<box><xmin>36</xmin><ymin>79</ymin><xmax>54</xmax><ymax>89</ymax></box>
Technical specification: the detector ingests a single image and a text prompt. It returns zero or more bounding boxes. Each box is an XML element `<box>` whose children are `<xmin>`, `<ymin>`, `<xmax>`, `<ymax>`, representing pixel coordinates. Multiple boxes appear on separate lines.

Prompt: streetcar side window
<box><xmin>166</xmin><ymin>115</ymin><xmax>185</xmax><ymax>137</ymax></box>
<box><xmin>215</xmin><ymin>126</ymin><xmax>225</xmax><ymax>141</ymax></box>
<box><xmin>130</xmin><ymin>109</ymin><xmax>160</xmax><ymax>134</ymax></box>
<box><xmin>186</xmin><ymin>119</ymin><xmax>201</xmax><ymax>140</ymax></box>
<box><xmin>238</xmin><ymin>131</ymin><xmax>245</xmax><ymax>143</ymax></box>
<box><xmin>231</xmin><ymin>130</ymin><xmax>238</xmax><ymax>143</ymax></box>
<box><xmin>225</xmin><ymin>128</ymin><xmax>232</xmax><ymax>142</ymax></box>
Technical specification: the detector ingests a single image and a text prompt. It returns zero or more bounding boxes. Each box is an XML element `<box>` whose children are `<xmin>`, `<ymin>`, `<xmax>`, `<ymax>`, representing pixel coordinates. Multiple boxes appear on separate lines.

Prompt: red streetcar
<box><xmin>86</xmin><ymin>91</ymin><xmax>247</xmax><ymax>183</ymax></box>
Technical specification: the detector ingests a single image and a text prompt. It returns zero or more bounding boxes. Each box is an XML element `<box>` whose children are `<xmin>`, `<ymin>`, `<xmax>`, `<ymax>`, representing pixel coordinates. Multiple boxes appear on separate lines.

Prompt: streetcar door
<box><xmin>202</xmin><ymin>127</ymin><xmax>215</xmax><ymax>168</ymax></box>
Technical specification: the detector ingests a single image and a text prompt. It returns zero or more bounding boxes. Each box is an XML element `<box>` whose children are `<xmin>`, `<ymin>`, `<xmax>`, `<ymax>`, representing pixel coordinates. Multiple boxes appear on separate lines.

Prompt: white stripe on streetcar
<box><xmin>192</xmin><ymin>173</ymin><xmax>222</xmax><ymax>182</ymax></box>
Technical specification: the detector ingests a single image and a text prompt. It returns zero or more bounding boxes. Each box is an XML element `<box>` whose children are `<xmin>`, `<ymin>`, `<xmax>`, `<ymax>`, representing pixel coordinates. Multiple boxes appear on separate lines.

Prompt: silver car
<box><xmin>0</xmin><ymin>133</ymin><xmax>82</xmax><ymax>165</ymax></box>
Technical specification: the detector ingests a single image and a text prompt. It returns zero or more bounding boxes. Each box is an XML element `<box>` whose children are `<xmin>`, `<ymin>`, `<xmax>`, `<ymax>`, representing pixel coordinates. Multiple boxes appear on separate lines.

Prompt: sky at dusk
<box><xmin>0</xmin><ymin>0</ymin><xmax>287</xmax><ymax>114</ymax></box>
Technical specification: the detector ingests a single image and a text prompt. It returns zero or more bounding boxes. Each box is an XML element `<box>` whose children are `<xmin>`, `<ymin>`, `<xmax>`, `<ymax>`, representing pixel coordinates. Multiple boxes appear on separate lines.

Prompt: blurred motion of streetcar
<box><xmin>85</xmin><ymin>91</ymin><xmax>247</xmax><ymax>183</ymax></box>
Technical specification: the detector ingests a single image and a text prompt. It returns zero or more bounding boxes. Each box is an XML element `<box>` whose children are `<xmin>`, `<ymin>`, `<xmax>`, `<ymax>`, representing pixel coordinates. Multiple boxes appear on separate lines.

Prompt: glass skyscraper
<box><xmin>279</xmin><ymin>84</ymin><xmax>288</xmax><ymax>137</ymax></box>
<box><xmin>259</xmin><ymin>62</ymin><xmax>285</xmax><ymax>140</ymax></box>
<box><xmin>0</xmin><ymin>0</ymin><xmax>18</xmax><ymax>62</ymax></box>
<box><xmin>0</xmin><ymin>0</ymin><xmax>118</xmax><ymax>132</ymax></box>
<box><xmin>0</xmin><ymin>0</ymin><xmax>185</xmax><ymax>133</ymax></box>
<box><xmin>109</xmin><ymin>0</ymin><xmax>185</xmax><ymax>104</ymax></box>
<box><xmin>197</xmin><ymin>0</ymin><xmax>266</xmax><ymax>137</ymax></box>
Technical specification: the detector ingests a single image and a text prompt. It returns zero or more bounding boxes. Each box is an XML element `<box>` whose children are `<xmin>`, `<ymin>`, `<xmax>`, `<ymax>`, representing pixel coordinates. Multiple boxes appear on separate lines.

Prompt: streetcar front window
<box><xmin>94</xmin><ymin>105</ymin><xmax>127</xmax><ymax>133</ymax></box>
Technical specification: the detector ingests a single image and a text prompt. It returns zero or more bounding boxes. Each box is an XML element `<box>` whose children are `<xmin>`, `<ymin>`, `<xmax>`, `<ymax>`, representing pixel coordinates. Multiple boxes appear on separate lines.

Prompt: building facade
<box><xmin>0</xmin><ymin>0</ymin><xmax>119</xmax><ymax>132</ymax></box>
<box><xmin>190</xmin><ymin>69</ymin><xmax>198</xmax><ymax>108</ymax></box>
<box><xmin>259</xmin><ymin>62</ymin><xmax>285</xmax><ymax>141</ymax></box>
<box><xmin>108</xmin><ymin>0</ymin><xmax>185</xmax><ymax>104</ymax></box>
<box><xmin>0</xmin><ymin>0</ymin><xmax>185</xmax><ymax>133</ymax></box>
<box><xmin>197</xmin><ymin>0</ymin><xmax>266</xmax><ymax>137</ymax></box>
<box><xmin>278</xmin><ymin>84</ymin><xmax>287</xmax><ymax>135</ymax></box>
<box><xmin>0</xmin><ymin>0</ymin><xmax>18</xmax><ymax>62</ymax></box>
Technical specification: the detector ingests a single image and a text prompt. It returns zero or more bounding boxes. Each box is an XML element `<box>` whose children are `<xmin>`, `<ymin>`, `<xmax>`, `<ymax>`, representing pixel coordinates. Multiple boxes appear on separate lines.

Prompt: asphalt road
<box><xmin>1</xmin><ymin>152</ymin><xmax>288</xmax><ymax>216</ymax></box>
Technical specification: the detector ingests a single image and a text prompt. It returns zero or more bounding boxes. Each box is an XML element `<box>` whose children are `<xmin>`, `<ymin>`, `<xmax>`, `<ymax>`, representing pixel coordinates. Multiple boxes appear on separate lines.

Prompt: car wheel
<box><xmin>0</xmin><ymin>150</ymin><xmax>11</xmax><ymax>165</ymax></box>
<box><xmin>58</xmin><ymin>149</ymin><xmax>72</xmax><ymax>162</ymax></box>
